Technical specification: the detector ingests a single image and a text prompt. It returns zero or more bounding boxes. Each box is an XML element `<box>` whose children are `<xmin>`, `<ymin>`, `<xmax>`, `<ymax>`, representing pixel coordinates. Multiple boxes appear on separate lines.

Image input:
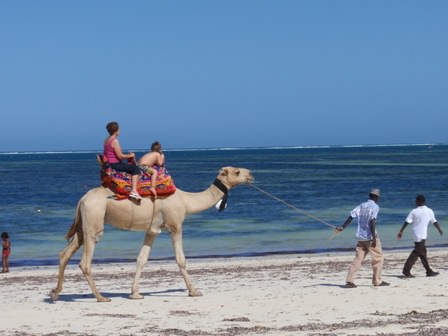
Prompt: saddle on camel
<box><xmin>97</xmin><ymin>154</ymin><xmax>176</xmax><ymax>200</ymax></box>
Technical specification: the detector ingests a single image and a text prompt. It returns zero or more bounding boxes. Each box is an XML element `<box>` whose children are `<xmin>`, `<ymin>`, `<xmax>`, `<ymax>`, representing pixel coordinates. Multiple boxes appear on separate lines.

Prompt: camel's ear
<box><xmin>220</xmin><ymin>168</ymin><xmax>229</xmax><ymax>176</ymax></box>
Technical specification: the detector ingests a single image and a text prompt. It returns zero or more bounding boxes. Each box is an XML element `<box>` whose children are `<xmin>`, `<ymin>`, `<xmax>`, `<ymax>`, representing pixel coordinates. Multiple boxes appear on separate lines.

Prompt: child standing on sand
<box><xmin>2</xmin><ymin>232</ymin><xmax>11</xmax><ymax>273</ymax></box>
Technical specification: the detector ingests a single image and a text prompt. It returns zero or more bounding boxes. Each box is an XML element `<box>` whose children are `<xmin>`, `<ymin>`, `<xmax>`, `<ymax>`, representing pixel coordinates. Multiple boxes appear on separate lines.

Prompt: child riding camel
<box><xmin>138</xmin><ymin>141</ymin><xmax>165</xmax><ymax>197</ymax></box>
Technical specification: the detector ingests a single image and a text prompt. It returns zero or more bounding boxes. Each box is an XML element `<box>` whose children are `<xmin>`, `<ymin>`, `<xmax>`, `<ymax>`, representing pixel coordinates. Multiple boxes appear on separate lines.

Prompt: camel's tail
<box><xmin>65</xmin><ymin>201</ymin><xmax>83</xmax><ymax>241</ymax></box>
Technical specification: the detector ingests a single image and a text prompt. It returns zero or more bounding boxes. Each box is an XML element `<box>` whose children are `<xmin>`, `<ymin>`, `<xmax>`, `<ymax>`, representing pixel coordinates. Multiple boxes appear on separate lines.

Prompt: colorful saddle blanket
<box><xmin>98</xmin><ymin>155</ymin><xmax>176</xmax><ymax>199</ymax></box>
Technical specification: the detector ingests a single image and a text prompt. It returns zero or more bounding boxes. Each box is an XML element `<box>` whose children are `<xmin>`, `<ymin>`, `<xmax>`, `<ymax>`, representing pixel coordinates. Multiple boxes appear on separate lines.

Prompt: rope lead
<box><xmin>249</xmin><ymin>184</ymin><xmax>337</xmax><ymax>229</ymax></box>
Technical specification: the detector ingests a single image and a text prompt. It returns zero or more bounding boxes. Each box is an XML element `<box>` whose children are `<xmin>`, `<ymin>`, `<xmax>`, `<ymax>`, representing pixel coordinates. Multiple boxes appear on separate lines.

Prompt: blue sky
<box><xmin>1</xmin><ymin>1</ymin><xmax>447</xmax><ymax>152</ymax></box>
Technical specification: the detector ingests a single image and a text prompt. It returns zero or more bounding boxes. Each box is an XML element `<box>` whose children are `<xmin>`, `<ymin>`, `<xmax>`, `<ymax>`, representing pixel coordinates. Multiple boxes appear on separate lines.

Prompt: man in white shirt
<box><xmin>335</xmin><ymin>189</ymin><xmax>389</xmax><ymax>288</ymax></box>
<box><xmin>397</xmin><ymin>195</ymin><xmax>443</xmax><ymax>278</ymax></box>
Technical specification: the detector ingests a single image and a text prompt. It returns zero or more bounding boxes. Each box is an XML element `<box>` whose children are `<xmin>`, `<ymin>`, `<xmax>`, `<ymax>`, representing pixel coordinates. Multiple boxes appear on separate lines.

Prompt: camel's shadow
<box><xmin>45</xmin><ymin>288</ymin><xmax>187</xmax><ymax>303</ymax></box>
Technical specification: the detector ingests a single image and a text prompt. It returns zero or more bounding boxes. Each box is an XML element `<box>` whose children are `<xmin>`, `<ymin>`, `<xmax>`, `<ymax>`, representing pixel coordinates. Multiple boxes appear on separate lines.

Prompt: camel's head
<box><xmin>218</xmin><ymin>167</ymin><xmax>254</xmax><ymax>188</ymax></box>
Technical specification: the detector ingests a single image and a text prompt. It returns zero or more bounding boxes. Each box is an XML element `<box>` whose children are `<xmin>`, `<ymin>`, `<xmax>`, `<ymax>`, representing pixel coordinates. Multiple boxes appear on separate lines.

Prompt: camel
<box><xmin>50</xmin><ymin>166</ymin><xmax>253</xmax><ymax>302</ymax></box>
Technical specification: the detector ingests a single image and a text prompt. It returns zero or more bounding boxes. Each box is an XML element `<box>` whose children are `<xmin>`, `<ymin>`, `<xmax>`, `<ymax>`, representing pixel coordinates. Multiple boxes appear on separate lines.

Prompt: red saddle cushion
<box><xmin>98</xmin><ymin>155</ymin><xmax>176</xmax><ymax>198</ymax></box>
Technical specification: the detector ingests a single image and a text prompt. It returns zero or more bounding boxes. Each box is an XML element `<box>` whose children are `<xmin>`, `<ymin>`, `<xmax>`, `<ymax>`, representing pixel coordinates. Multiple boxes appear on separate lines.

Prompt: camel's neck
<box><xmin>182</xmin><ymin>180</ymin><xmax>228</xmax><ymax>214</ymax></box>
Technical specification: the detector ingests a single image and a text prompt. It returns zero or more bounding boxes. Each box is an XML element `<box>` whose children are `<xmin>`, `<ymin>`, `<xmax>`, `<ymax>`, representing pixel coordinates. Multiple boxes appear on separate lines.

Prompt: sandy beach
<box><xmin>1</xmin><ymin>250</ymin><xmax>448</xmax><ymax>336</ymax></box>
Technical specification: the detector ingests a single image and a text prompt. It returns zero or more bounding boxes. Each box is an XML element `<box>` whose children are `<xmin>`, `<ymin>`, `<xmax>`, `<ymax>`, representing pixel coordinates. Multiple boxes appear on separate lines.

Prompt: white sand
<box><xmin>1</xmin><ymin>250</ymin><xmax>448</xmax><ymax>335</ymax></box>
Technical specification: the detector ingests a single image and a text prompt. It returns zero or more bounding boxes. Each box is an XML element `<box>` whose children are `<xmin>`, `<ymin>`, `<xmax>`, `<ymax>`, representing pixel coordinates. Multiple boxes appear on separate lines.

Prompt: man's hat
<box><xmin>370</xmin><ymin>188</ymin><xmax>381</xmax><ymax>196</ymax></box>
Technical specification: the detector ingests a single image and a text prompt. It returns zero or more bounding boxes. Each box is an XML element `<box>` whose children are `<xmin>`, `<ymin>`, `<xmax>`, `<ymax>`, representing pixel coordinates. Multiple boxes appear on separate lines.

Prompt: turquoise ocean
<box><xmin>1</xmin><ymin>144</ymin><xmax>447</xmax><ymax>267</ymax></box>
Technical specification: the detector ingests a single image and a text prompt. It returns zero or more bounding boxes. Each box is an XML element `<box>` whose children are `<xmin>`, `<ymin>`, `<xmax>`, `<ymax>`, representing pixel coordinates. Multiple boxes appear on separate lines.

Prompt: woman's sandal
<box><xmin>129</xmin><ymin>191</ymin><xmax>142</xmax><ymax>200</ymax></box>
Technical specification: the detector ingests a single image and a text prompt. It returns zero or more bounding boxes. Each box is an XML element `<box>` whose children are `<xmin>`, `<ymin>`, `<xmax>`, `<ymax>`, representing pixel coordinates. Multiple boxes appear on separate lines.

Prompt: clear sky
<box><xmin>1</xmin><ymin>1</ymin><xmax>447</xmax><ymax>152</ymax></box>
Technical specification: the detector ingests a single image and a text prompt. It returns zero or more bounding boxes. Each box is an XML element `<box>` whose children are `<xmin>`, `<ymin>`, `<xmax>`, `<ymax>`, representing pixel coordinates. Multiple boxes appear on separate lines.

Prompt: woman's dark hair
<box><xmin>106</xmin><ymin>121</ymin><xmax>119</xmax><ymax>135</ymax></box>
<box><xmin>1</xmin><ymin>232</ymin><xmax>8</xmax><ymax>239</ymax></box>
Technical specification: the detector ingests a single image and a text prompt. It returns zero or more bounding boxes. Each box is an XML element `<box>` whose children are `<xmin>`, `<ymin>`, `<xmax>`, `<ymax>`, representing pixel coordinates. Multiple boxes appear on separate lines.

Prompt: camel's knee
<box><xmin>175</xmin><ymin>255</ymin><xmax>187</xmax><ymax>270</ymax></box>
<box><xmin>136</xmin><ymin>252</ymin><xmax>149</xmax><ymax>267</ymax></box>
<box><xmin>177</xmin><ymin>261</ymin><xmax>186</xmax><ymax>270</ymax></box>
<box><xmin>58</xmin><ymin>251</ymin><xmax>72</xmax><ymax>268</ymax></box>
<box><xmin>59</xmin><ymin>238</ymin><xmax>81</xmax><ymax>265</ymax></box>
<box><xmin>78</xmin><ymin>263</ymin><xmax>91</xmax><ymax>276</ymax></box>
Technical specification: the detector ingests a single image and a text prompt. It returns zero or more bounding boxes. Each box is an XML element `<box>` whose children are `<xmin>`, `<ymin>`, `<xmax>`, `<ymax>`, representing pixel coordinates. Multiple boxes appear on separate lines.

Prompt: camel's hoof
<box><xmin>189</xmin><ymin>290</ymin><xmax>203</xmax><ymax>297</ymax></box>
<box><xmin>97</xmin><ymin>296</ymin><xmax>111</xmax><ymax>303</ymax></box>
<box><xmin>129</xmin><ymin>293</ymin><xmax>144</xmax><ymax>300</ymax></box>
<box><xmin>49</xmin><ymin>289</ymin><xmax>59</xmax><ymax>302</ymax></box>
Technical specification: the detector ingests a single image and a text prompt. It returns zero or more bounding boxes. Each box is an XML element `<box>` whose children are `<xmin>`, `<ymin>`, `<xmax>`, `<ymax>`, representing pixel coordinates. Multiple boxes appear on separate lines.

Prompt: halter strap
<box><xmin>213</xmin><ymin>179</ymin><xmax>228</xmax><ymax>194</ymax></box>
<box><xmin>213</xmin><ymin>179</ymin><xmax>228</xmax><ymax>211</ymax></box>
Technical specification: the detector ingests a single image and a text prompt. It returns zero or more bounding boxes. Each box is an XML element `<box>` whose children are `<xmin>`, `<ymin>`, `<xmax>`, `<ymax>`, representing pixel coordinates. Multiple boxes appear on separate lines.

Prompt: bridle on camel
<box><xmin>249</xmin><ymin>184</ymin><xmax>337</xmax><ymax>230</ymax></box>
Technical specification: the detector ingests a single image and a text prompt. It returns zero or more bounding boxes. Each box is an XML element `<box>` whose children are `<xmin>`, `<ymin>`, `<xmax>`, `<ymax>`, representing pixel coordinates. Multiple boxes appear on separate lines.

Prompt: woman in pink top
<box><xmin>104</xmin><ymin>121</ymin><xmax>142</xmax><ymax>200</ymax></box>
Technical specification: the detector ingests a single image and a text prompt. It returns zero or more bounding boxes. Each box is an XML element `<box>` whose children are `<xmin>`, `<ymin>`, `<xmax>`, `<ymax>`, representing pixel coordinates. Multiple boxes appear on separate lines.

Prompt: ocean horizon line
<box><xmin>0</xmin><ymin>142</ymin><xmax>443</xmax><ymax>155</ymax></box>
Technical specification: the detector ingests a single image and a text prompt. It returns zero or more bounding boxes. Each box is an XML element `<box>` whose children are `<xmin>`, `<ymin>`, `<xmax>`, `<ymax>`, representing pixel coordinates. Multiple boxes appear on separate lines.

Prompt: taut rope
<box><xmin>249</xmin><ymin>184</ymin><xmax>337</xmax><ymax>230</ymax></box>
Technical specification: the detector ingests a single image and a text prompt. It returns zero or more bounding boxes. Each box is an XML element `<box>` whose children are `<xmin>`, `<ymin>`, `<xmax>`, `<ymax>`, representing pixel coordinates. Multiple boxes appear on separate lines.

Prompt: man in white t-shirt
<box><xmin>335</xmin><ymin>189</ymin><xmax>389</xmax><ymax>288</ymax></box>
<box><xmin>397</xmin><ymin>195</ymin><xmax>443</xmax><ymax>278</ymax></box>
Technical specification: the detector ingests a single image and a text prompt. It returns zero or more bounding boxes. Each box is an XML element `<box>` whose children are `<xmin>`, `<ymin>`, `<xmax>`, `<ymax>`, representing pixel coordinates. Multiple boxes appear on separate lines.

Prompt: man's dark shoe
<box><xmin>345</xmin><ymin>282</ymin><xmax>357</xmax><ymax>288</ymax></box>
<box><xmin>375</xmin><ymin>281</ymin><xmax>390</xmax><ymax>287</ymax></box>
<box><xmin>427</xmin><ymin>271</ymin><xmax>439</xmax><ymax>277</ymax></box>
<box><xmin>402</xmin><ymin>273</ymin><xmax>415</xmax><ymax>278</ymax></box>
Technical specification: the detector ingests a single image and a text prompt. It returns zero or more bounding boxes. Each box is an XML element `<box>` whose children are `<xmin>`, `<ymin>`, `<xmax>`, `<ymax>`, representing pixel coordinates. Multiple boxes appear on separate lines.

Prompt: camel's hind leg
<box><xmin>171</xmin><ymin>231</ymin><xmax>203</xmax><ymax>297</ymax></box>
<box><xmin>50</xmin><ymin>233</ymin><xmax>83</xmax><ymax>301</ymax></box>
<box><xmin>79</xmin><ymin>232</ymin><xmax>110</xmax><ymax>302</ymax></box>
<box><xmin>130</xmin><ymin>232</ymin><xmax>158</xmax><ymax>299</ymax></box>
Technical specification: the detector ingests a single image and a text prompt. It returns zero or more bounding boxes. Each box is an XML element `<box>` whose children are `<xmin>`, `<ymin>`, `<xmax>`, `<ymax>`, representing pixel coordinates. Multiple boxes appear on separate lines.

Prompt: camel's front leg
<box><xmin>50</xmin><ymin>233</ymin><xmax>82</xmax><ymax>301</ymax></box>
<box><xmin>79</xmin><ymin>233</ymin><xmax>110</xmax><ymax>302</ymax></box>
<box><xmin>171</xmin><ymin>231</ymin><xmax>203</xmax><ymax>297</ymax></box>
<box><xmin>130</xmin><ymin>232</ymin><xmax>158</xmax><ymax>299</ymax></box>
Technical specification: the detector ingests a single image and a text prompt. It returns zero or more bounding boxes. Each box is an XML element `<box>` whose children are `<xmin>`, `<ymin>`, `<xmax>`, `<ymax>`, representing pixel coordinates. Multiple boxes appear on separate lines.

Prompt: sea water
<box><xmin>0</xmin><ymin>145</ymin><xmax>447</xmax><ymax>266</ymax></box>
